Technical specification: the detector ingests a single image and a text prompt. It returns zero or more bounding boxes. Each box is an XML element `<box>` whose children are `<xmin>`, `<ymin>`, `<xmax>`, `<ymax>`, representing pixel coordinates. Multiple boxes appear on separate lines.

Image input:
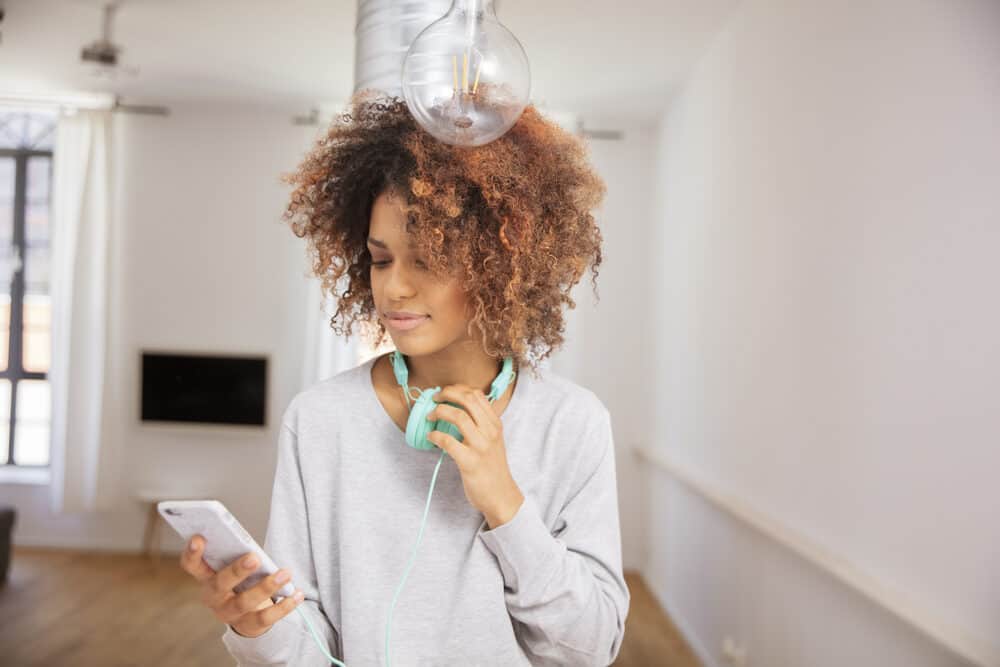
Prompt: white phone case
<box><xmin>157</xmin><ymin>499</ymin><xmax>295</xmax><ymax>599</ymax></box>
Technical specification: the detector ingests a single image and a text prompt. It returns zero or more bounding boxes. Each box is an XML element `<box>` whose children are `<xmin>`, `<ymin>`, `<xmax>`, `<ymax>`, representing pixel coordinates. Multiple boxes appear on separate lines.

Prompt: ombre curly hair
<box><xmin>280</xmin><ymin>92</ymin><xmax>606</xmax><ymax>375</ymax></box>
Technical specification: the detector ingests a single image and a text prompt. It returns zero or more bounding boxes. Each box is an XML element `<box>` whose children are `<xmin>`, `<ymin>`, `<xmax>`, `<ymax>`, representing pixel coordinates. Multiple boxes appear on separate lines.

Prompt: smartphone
<box><xmin>157</xmin><ymin>499</ymin><xmax>295</xmax><ymax>599</ymax></box>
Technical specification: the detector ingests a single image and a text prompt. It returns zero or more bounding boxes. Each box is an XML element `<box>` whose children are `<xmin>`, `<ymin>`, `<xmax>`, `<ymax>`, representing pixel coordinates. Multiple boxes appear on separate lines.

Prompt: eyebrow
<box><xmin>367</xmin><ymin>237</ymin><xmax>419</xmax><ymax>254</ymax></box>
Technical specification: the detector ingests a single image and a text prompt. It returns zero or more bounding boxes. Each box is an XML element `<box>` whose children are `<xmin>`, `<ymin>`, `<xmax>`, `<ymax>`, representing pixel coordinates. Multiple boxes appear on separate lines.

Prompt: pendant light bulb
<box><xmin>402</xmin><ymin>0</ymin><xmax>530</xmax><ymax>147</ymax></box>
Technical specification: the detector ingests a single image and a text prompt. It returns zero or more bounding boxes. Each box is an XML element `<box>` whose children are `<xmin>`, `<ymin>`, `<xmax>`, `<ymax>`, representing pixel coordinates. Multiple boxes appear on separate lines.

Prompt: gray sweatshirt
<box><xmin>221</xmin><ymin>353</ymin><xmax>629</xmax><ymax>666</ymax></box>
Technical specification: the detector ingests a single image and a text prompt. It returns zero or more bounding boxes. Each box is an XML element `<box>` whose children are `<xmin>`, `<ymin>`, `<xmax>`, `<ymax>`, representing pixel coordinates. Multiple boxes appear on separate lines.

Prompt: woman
<box><xmin>179</xmin><ymin>94</ymin><xmax>629</xmax><ymax>666</ymax></box>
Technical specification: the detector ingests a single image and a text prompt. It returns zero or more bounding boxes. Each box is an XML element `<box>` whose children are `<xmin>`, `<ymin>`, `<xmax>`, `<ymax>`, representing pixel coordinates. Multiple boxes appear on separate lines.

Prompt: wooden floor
<box><xmin>0</xmin><ymin>547</ymin><xmax>701</xmax><ymax>667</ymax></box>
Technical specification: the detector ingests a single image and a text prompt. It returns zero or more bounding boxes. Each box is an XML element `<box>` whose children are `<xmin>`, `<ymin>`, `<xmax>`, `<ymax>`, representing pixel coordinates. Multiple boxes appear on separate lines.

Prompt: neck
<box><xmin>396</xmin><ymin>342</ymin><xmax>511</xmax><ymax>398</ymax></box>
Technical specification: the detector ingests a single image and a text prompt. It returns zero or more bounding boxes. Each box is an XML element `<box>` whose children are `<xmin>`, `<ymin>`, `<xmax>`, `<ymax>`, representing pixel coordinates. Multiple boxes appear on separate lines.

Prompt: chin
<box><xmin>391</xmin><ymin>341</ymin><xmax>428</xmax><ymax>356</ymax></box>
<box><xmin>391</xmin><ymin>336</ymin><xmax>455</xmax><ymax>359</ymax></box>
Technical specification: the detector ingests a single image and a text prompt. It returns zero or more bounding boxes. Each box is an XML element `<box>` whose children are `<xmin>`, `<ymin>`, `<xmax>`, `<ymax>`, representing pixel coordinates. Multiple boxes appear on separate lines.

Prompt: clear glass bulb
<box><xmin>401</xmin><ymin>0</ymin><xmax>530</xmax><ymax>147</ymax></box>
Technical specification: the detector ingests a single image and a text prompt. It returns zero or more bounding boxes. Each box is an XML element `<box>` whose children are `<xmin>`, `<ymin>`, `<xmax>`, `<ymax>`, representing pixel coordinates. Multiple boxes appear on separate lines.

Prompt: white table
<box><xmin>134</xmin><ymin>490</ymin><xmax>212</xmax><ymax>568</ymax></box>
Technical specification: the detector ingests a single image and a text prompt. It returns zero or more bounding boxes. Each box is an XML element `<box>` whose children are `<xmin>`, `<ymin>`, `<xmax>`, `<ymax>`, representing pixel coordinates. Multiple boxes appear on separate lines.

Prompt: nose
<box><xmin>383</xmin><ymin>260</ymin><xmax>417</xmax><ymax>301</ymax></box>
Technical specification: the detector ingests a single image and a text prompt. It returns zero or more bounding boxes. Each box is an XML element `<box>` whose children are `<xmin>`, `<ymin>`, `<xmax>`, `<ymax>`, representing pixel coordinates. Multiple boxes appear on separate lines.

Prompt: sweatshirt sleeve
<box><xmin>220</xmin><ymin>421</ymin><xmax>342</xmax><ymax>666</ymax></box>
<box><xmin>477</xmin><ymin>407</ymin><xmax>630</xmax><ymax>667</ymax></box>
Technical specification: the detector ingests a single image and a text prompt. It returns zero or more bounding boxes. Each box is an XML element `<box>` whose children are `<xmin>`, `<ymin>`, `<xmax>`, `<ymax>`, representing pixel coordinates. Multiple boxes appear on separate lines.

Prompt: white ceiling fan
<box><xmin>80</xmin><ymin>1</ymin><xmax>140</xmax><ymax>81</ymax></box>
<box><xmin>78</xmin><ymin>1</ymin><xmax>169</xmax><ymax>116</ymax></box>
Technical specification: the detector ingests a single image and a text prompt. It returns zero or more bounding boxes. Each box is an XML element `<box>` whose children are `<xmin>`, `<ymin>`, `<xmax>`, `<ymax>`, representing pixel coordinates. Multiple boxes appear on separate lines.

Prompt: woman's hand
<box><xmin>425</xmin><ymin>385</ymin><xmax>525</xmax><ymax>529</ymax></box>
<box><xmin>179</xmin><ymin>535</ymin><xmax>306</xmax><ymax>638</ymax></box>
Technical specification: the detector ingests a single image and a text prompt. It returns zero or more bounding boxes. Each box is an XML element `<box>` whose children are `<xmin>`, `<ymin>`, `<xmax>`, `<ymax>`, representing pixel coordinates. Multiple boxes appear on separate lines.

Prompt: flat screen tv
<box><xmin>141</xmin><ymin>351</ymin><xmax>268</xmax><ymax>427</ymax></box>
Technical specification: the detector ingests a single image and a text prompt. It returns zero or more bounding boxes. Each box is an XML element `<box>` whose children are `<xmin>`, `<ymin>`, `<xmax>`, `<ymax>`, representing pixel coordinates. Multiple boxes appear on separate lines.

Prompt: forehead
<box><xmin>368</xmin><ymin>191</ymin><xmax>413</xmax><ymax>248</ymax></box>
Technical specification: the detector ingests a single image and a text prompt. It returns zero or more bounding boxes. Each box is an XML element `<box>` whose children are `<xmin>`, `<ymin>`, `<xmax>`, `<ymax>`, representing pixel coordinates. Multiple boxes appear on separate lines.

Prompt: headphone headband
<box><xmin>390</xmin><ymin>350</ymin><xmax>515</xmax><ymax>402</ymax></box>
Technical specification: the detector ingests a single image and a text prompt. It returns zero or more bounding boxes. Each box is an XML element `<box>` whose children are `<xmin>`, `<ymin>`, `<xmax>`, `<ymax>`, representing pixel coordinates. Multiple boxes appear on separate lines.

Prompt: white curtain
<box><xmin>300</xmin><ymin>276</ymin><xmax>361</xmax><ymax>389</ymax></box>
<box><xmin>48</xmin><ymin>108</ymin><xmax>119</xmax><ymax>514</ymax></box>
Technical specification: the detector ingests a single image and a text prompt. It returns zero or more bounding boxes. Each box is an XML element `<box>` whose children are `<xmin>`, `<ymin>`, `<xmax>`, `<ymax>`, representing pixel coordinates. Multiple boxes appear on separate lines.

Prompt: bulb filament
<box><xmin>452</xmin><ymin>49</ymin><xmax>482</xmax><ymax>96</ymax></box>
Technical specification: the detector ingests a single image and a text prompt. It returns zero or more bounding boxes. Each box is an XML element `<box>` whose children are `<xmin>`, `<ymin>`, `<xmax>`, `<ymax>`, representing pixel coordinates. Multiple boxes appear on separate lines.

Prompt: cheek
<box><xmin>369</xmin><ymin>272</ymin><xmax>387</xmax><ymax>310</ymax></box>
<box><xmin>428</xmin><ymin>286</ymin><xmax>470</xmax><ymax>323</ymax></box>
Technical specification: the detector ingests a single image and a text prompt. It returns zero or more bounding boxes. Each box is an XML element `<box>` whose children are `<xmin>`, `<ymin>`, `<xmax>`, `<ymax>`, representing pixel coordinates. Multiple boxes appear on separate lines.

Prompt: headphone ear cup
<box><xmin>405</xmin><ymin>390</ymin><xmax>439</xmax><ymax>451</ymax></box>
<box><xmin>405</xmin><ymin>393</ymin><xmax>466</xmax><ymax>451</ymax></box>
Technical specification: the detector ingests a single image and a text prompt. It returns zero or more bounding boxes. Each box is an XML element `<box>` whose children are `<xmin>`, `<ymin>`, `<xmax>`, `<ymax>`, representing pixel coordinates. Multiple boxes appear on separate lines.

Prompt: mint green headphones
<box><xmin>390</xmin><ymin>349</ymin><xmax>516</xmax><ymax>451</ymax></box>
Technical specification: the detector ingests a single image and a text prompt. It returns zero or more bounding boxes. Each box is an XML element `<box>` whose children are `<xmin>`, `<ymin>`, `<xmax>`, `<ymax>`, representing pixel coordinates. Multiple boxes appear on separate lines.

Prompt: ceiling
<box><xmin>0</xmin><ymin>0</ymin><xmax>737</xmax><ymax>121</ymax></box>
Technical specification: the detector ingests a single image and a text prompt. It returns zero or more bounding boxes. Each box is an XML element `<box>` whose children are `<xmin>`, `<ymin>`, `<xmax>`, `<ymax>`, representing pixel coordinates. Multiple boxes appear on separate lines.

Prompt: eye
<box><xmin>369</xmin><ymin>258</ymin><xmax>427</xmax><ymax>270</ymax></box>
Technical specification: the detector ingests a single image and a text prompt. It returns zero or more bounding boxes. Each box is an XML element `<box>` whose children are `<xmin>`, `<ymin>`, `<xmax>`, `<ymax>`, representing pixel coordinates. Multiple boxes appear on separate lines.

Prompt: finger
<box><xmin>472</xmin><ymin>388</ymin><xmax>503</xmax><ymax>426</ymax></box>
<box><xmin>427</xmin><ymin>403</ymin><xmax>485</xmax><ymax>451</ymax></box>
<box><xmin>433</xmin><ymin>386</ymin><xmax>490</xmax><ymax>430</ymax></box>
<box><xmin>427</xmin><ymin>430</ymin><xmax>473</xmax><ymax>468</ymax></box>
<box><xmin>218</xmin><ymin>569</ymin><xmax>295</xmax><ymax>622</ymax></box>
<box><xmin>254</xmin><ymin>589</ymin><xmax>307</xmax><ymax>628</ymax></box>
<box><xmin>461</xmin><ymin>386</ymin><xmax>500</xmax><ymax>433</ymax></box>
<box><xmin>222</xmin><ymin>589</ymin><xmax>304</xmax><ymax>635</ymax></box>
<box><xmin>206</xmin><ymin>552</ymin><xmax>259</xmax><ymax>607</ymax></box>
<box><xmin>179</xmin><ymin>535</ymin><xmax>216</xmax><ymax>583</ymax></box>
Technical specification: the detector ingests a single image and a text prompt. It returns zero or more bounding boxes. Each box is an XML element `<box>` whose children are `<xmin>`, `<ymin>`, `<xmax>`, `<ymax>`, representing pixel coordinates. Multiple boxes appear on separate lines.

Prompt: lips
<box><xmin>385</xmin><ymin>312</ymin><xmax>429</xmax><ymax>332</ymax></box>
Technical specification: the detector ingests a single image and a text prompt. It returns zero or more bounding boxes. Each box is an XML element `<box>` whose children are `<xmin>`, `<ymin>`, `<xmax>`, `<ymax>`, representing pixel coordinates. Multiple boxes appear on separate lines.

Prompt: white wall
<box><xmin>0</xmin><ymin>103</ymin><xmax>319</xmax><ymax>551</ymax></box>
<box><xmin>645</xmin><ymin>0</ymin><xmax>999</xmax><ymax>665</ymax></box>
<box><xmin>548</xmin><ymin>116</ymin><xmax>658</xmax><ymax>572</ymax></box>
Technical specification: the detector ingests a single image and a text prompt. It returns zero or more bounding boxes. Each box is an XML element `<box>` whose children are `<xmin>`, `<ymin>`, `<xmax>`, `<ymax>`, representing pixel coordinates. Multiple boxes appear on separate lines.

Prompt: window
<box><xmin>0</xmin><ymin>109</ymin><xmax>56</xmax><ymax>467</ymax></box>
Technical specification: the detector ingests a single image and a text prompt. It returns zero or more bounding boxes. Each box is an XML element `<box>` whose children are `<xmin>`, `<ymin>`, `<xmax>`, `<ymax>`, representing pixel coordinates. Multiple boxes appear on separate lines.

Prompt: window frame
<box><xmin>0</xmin><ymin>145</ymin><xmax>52</xmax><ymax>467</ymax></box>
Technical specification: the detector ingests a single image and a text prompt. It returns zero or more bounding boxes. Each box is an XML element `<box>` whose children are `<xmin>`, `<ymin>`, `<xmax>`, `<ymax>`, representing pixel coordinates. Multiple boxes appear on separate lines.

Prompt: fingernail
<box><xmin>293</xmin><ymin>591</ymin><xmax>305</xmax><ymax>602</ymax></box>
<box><xmin>275</xmin><ymin>570</ymin><xmax>290</xmax><ymax>583</ymax></box>
<box><xmin>188</xmin><ymin>540</ymin><xmax>198</xmax><ymax>552</ymax></box>
<box><xmin>243</xmin><ymin>555</ymin><xmax>258</xmax><ymax>569</ymax></box>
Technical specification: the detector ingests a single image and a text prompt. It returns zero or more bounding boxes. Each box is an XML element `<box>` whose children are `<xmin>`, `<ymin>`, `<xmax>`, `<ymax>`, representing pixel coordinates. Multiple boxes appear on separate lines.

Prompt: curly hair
<box><xmin>280</xmin><ymin>91</ymin><xmax>606</xmax><ymax>376</ymax></box>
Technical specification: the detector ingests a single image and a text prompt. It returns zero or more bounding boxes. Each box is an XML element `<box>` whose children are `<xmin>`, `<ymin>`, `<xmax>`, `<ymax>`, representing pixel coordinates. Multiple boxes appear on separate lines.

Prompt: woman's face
<box><xmin>367</xmin><ymin>189</ymin><xmax>473</xmax><ymax>355</ymax></box>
